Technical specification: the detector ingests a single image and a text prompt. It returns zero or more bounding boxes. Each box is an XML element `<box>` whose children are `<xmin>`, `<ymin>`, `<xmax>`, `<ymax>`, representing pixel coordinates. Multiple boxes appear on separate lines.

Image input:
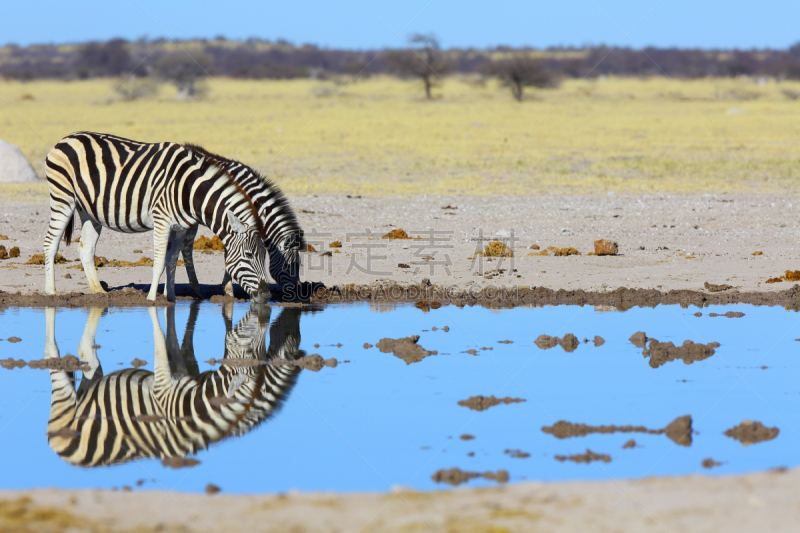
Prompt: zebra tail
<box><xmin>63</xmin><ymin>213</ymin><xmax>74</xmax><ymax>246</ymax></box>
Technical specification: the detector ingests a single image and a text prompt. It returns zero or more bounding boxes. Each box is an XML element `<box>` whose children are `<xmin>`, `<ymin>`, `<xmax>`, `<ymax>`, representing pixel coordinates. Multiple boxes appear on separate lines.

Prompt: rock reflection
<box><xmin>44</xmin><ymin>303</ymin><xmax>309</xmax><ymax>467</ymax></box>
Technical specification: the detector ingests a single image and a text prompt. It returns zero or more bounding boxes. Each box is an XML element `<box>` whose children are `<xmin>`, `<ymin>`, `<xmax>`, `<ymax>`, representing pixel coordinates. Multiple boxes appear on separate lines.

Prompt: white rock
<box><xmin>0</xmin><ymin>139</ymin><xmax>39</xmax><ymax>183</ymax></box>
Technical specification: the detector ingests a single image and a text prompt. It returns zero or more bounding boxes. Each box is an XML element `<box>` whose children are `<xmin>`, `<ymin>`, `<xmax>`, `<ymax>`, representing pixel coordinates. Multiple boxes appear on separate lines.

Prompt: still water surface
<box><xmin>0</xmin><ymin>301</ymin><xmax>797</xmax><ymax>493</ymax></box>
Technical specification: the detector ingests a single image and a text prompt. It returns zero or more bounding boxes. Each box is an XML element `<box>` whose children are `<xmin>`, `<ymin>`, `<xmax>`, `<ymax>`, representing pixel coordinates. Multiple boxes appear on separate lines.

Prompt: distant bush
<box><xmin>488</xmin><ymin>56</ymin><xmax>559</xmax><ymax>101</ymax></box>
<box><xmin>154</xmin><ymin>51</ymin><xmax>212</xmax><ymax>98</ymax></box>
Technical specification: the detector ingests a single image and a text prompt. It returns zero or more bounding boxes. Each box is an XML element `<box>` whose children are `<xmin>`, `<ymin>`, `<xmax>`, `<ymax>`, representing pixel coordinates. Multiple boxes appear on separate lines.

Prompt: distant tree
<box><xmin>386</xmin><ymin>33</ymin><xmax>450</xmax><ymax>98</ymax></box>
<box><xmin>76</xmin><ymin>38</ymin><xmax>132</xmax><ymax>78</ymax></box>
<box><xmin>489</xmin><ymin>55</ymin><xmax>559</xmax><ymax>101</ymax></box>
<box><xmin>154</xmin><ymin>51</ymin><xmax>212</xmax><ymax>98</ymax></box>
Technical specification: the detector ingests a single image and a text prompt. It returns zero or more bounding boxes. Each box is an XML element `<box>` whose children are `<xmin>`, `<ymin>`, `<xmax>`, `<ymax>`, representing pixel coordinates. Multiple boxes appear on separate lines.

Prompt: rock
<box><xmin>529</xmin><ymin>244</ymin><xmax>540</xmax><ymax>250</ymax></box>
<box><xmin>594</xmin><ymin>239</ymin><xmax>619</xmax><ymax>256</ymax></box>
<box><xmin>0</xmin><ymin>139</ymin><xmax>39</xmax><ymax>182</ymax></box>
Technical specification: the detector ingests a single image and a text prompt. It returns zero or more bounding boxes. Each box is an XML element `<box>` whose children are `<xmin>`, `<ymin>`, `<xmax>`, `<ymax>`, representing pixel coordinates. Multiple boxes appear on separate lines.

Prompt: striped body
<box><xmin>44</xmin><ymin>132</ymin><xmax>304</xmax><ymax>301</ymax></box>
<box><xmin>46</xmin><ymin>305</ymin><xmax>304</xmax><ymax>467</ymax></box>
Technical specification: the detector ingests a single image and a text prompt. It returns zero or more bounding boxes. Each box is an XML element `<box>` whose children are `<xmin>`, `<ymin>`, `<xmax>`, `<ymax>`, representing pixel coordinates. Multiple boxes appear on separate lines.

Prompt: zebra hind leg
<box><xmin>77</xmin><ymin>211</ymin><xmax>106</xmax><ymax>293</ymax></box>
<box><xmin>162</xmin><ymin>228</ymin><xmax>184</xmax><ymax>301</ymax></box>
<box><xmin>44</xmin><ymin>200</ymin><xmax>76</xmax><ymax>295</ymax></box>
<box><xmin>180</xmin><ymin>225</ymin><xmax>203</xmax><ymax>298</ymax></box>
<box><xmin>147</xmin><ymin>220</ymin><xmax>171</xmax><ymax>302</ymax></box>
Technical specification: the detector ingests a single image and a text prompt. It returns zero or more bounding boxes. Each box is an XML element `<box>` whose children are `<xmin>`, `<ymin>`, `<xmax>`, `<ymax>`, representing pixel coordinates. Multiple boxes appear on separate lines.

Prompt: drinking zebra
<box><xmin>45</xmin><ymin>303</ymin><xmax>306</xmax><ymax>467</ymax></box>
<box><xmin>44</xmin><ymin>131</ymin><xmax>305</xmax><ymax>302</ymax></box>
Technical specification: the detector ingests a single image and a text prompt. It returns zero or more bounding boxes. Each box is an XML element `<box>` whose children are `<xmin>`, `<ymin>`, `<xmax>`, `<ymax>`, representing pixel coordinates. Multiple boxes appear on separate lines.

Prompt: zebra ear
<box><xmin>227</xmin><ymin>211</ymin><xmax>248</xmax><ymax>234</ymax></box>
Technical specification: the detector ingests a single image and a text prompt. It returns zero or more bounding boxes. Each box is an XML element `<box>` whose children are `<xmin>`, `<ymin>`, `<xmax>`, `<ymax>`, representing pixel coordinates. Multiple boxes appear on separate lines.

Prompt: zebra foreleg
<box><xmin>43</xmin><ymin>201</ymin><xmax>76</xmax><ymax>295</ymax></box>
<box><xmin>221</xmin><ymin>270</ymin><xmax>234</xmax><ymax>298</ymax></box>
<box><xmin>76</xmin><ymin>307</ymin><xmax>104</xmax><ymax>392</ymax></box>
<box><xmin>180</xmin><ymin>225</ymin><xmax>203</xmax><ymax>298</ymax></box>
<box><xmin>147</xmin><ymin>221</ymin><xmax>171</xmax><ymax>302</ymax></box>
<box><xmin>163</xmin><ymin>228</ymin><xmax>184</xmax><ymax>301</ymax></box>
<box><xmin>77</xmin><ymin>212</ymin><xmax>106</xmax><ymax>294</ymax></box>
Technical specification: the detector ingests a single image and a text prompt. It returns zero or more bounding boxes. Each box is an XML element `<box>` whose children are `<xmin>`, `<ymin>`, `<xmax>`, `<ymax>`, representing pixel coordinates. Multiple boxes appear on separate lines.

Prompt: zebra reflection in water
<box><xmin>45</xmin><ymin>303</ymin><xmax>306</xmax><ymax>467</ymax></box>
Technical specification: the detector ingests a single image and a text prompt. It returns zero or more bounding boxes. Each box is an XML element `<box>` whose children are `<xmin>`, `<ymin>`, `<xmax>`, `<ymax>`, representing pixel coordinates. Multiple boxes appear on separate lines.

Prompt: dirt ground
<box><xmin>0</xmin><ymin>193</ymin><xmax>798</xmax><ymax>299</ymax></box>
<box><xmin>2</xmin><ymin>467</ymin><xmax>799</xmax><ymax>533</ymax></box>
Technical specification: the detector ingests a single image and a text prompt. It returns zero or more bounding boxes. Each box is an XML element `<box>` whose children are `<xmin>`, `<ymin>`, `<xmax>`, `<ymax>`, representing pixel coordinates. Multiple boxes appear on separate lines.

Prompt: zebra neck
<box><xmin>190</xmin><ymin>164</ymin><xmax>264</xmax><ymax>241</ymax></box>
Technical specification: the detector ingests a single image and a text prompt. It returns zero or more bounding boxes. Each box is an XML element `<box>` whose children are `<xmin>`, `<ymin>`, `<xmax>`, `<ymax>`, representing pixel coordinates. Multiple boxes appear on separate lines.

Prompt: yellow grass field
<box><xmin>1</xmin><ymin>75</ymin><xmax>799</xmax><ymax>201</ymax></box>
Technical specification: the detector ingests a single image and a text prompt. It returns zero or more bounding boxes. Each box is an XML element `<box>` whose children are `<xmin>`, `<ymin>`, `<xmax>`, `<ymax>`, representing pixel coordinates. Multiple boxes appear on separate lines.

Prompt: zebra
<box><xmin>45</xmin><ymin>303</ymin><xmax>306</xmax><ymax>467</ymax></box>
<box><xmin>44</xmin><ymin>132</ymin><xmax>305</xmax><ymax>302</ymax></box>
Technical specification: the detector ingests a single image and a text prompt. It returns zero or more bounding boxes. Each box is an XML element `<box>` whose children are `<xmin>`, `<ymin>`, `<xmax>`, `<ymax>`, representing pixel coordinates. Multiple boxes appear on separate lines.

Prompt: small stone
<box><xmin>594</xmin><ymin>239</ymin><xmax>619</xmax><ymax>256</ymax></box>
<box><xmin>205</xmin><ymin>483</ymin><xmax>221</xmax><ymax>495</ymax></box>
<box><xmin>529</xmin><ymin>244</ymin><xmax>540</xmax><ymax>250</ymax></box>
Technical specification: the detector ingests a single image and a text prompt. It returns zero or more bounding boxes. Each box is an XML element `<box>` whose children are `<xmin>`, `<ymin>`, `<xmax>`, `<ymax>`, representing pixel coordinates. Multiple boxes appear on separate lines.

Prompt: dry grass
<box><xmin>2</xmin><ymin>75</ymin><xmax>800</xmax><ymax>203</ymax></box>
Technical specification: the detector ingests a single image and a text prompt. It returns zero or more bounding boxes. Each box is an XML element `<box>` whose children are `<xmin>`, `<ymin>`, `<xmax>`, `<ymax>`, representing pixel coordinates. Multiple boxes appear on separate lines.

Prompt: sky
<box><xmin>2</xmin><ymin>0</ymin><xmax>799</xmax><ymax>50</ymax></box>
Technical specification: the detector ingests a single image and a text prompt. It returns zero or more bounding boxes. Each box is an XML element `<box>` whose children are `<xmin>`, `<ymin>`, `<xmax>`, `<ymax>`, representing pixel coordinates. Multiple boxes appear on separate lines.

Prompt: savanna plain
<box><xmin>2</xmin><ymin>75</ymin><xmax>800</xmax><ymax>532</ymax></box>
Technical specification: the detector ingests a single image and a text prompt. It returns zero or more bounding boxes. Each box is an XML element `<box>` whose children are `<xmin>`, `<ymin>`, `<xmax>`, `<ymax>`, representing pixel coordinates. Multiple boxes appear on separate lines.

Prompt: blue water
<box><xmin>0</xmin><ymin>302</ymin><xmax>798</xmax><ymax>494</ymax></box>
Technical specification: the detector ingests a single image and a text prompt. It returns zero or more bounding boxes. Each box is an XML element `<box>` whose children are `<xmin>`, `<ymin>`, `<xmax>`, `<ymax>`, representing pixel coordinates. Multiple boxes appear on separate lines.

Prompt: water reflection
<box><xmin>45</xmin><ymin>303</ymin><xmax>306</xmax><ymax>467</ymax></box>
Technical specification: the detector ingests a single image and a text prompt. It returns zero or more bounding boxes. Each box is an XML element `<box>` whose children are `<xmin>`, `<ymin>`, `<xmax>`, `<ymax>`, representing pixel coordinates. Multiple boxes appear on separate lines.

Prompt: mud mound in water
<box><xmin>535</xmin><ymin>333</ymin><xmax>579</xmax><ymax>352</ymax></box>
<box><xmin>709</xmin><ymin>311</ymin><xmax>744</xmax><ymax>318</ymax></box>
<box><xmin>376</xmin><ymin>335</ymin><xmax>437</xmax><ymax>364</ymax></box>
<box><xmin>457</xmin><ymin>395</ymin><xmax>525</xmax><ymax>412</ymax></box>
<box><xmin>193</xmin><ymin>235</ymin><xmax>224</xmax><ymax>251</ymax></box>
<box><xmin>26</xmin><ymin>355</ymin><xmax>89</xmax><ymax>371</ymax></box>
<box><xmin>431</xmin><ymin>468</ymin><xmax>509</xmax><ymax>486</ymax></box>
<box><xmin>161</xmin><ymin>457</ymin><xmax>200</xmax><ymax>469</ymax></box>
<box><xmin>0</xmin><ymin>358</ymin><xmax>26</xmax><ymax>369</ymax></box>
<box><xmin>554</xmin><ymin>449</ymin><xmax>610</xmax><ymax>464</ymax></box>
<box><xmin>644</xmin><ymin>339</ymin><xmax>720</xmax><ymax>368</ymax></box>
<box><xmin>542</xmin><ymin>415</ymin><xmax>693</xmax><ymax>447</ymax></box>
<box><xmin>702</xmin><ymin>458</ymin><xmax>721</xmax><ymax>468</ymax></box>
<box><xmin>724</xmin><ymin>420</ymin><xmax>779</xmax><ymax>446</ymax></box>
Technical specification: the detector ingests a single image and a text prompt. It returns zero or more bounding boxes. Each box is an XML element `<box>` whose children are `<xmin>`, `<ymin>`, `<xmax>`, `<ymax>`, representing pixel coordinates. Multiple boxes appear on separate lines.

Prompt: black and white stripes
<box><xmin>45</xmin><ymin>304</ymin><xmax>304</xmax><ymax>467</ymax></box>
<box><xmin>44</xmin><ymin>131</ymin><xmax>304</xmax><ymax>301</ymax></box>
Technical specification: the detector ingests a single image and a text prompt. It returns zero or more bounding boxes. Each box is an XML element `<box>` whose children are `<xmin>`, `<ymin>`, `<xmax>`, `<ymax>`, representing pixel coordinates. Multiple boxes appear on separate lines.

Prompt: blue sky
<box><xmin>3</xmin><ymin>0</ymin><xmax>799</xmax><ymax>50</ymax></box>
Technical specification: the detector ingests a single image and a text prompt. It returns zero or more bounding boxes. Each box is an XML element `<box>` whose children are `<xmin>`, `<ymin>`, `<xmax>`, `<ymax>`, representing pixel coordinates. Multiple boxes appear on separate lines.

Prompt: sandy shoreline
<box><xmin>1</xmin><ymin>193</ymin><xmax>799</xmax><ymax>303</ymax></box>
<box><xmin>3</xmin><ymin>467</ymin><xmax>799</xmax><ymax>532</ymax></box>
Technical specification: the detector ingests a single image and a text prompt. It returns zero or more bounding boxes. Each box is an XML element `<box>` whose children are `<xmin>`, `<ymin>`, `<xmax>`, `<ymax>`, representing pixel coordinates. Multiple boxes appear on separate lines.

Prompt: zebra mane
<box><xmin>183</xmin><ymin>143</ymin><xmax>302</xmax><ymax>244</ymax></box>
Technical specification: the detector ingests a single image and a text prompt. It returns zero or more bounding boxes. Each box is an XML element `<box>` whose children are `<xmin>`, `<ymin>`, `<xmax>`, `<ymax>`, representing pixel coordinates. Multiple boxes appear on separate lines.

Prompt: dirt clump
<box><xmin>193</xmin><ymin>235</ymin><xmax>224</xmax><ymax>251</ymax></box>
<box><xmin>482</xmin><ymin>241</ymin><xmax>513</xmax><ymax>258</ymax></box>
<box><xmin>529</xmin><ymin>244</ymin><xmax>540</xmax><ymax>250</ymax></box>
<box><xmin>161</xmin><ymin>457</ymin><xmax>200</xmax><ymax>469</ymax></box>
<box><xmin>304</xmin><ymin>244</ymin><xmax>317</xmax><ymax>252</ymax></box>
<box><xmin>431</xmin><ymin>468</ymin><xmax>509</xmax><ymax>486</ymax></box>
<box><xmin>766</xmin><ymin>277</ymin><xmax>783</xmax><ymax>284</ymax></box>
<box><xmin>130</xmin><ymin>358</ymin><xmax>147</xmax><ymax>368</ymax></box>
<box><xmin>543</xmin><ymin>415</ymin><xmax>692</xmax><ymax>447</ymax></box>
<box><xmin>549</xmin><ymin>246</ymin><xmax>580</xmax><ymax>257</ymax></box>
<box><xmin>7</xmin><ymin>336</ymin><xmax>21</xmax><ymax>343</ymax></box>
<box><xmin>593</xmin><ymin>336</ymin><xmax>605</xmax><ymax>347</ymax></box>
<box><xmin>329</xmin><ymin>241</ymin><xmax>342</xmax><ymax>248</ymax></box>
<box><xmin>535</xmin><ymin>333</ymin><xmax>579</xmax><ymax>352</ymax></box>
<box><xmin>786</xmin><ymin>270</ymin><xmax>800</xmax><ymax>281</ymax></box>
<box><xmin>0</xmin><ymin>246</ymin><xmax>6</xmax><ymax>260</ymax></box>
<box><xmin>594</xmin><ymin>239</ymin><xmax>618</xmax><ymax>256</ymax></box>
<box><xmin>8</xmin><ymin>246</ymin><xmax>20</xmax><ymax>258</ymax></box>
<box><xmin>497</xmin><ymin>340</ymin><xmax>513</xmax><ymax>344</ymax></box>
<box><xmin>457</xmin><ymin>395</ymin><xmax>525</xmax><ymax>412</ymax></box>
<box><xmin>382</xmin><ymin>229</ymin><xmax>410</xmax><ymax>239</ymax></box>
<box><xmin>460</xmin><ymin>434</ymin><xmax>475</xmax><ymax>441</ymax></box>
<box><xmin>376</xmin><ymin>335</ymin><xmax>437</xmax><ymax>364</ymax></box>
<box><xmin>709</xmin><ymin>311</ymin><xmax>745</xmax><ymax>318</ymax></box>
<box><xmin>0</xmin><ymin>358</ymin><xmax>26</xmax><ymax>369</ymax></box>
<box><xmin>205</xmin><ymin>484</ymin><xmax>221</xmax><ymax>495</ymax></box>
<box><xmin>702</xmin><ymin>458</ymin><xmax>722</xmax><ymax>468</ymax></box>
<box><xmin>398</xmin><ymin>263</ymin><xmax>410</xmax><ymax>268</ymax></box>
<box><xmin>0</xmin><ymin>235</ymin><xmax>6</xmax><ymax>240</ymax></box>
<box><xmin>704</xmin><ymin>282</ymin><xmax>733</xmax><ymax>292</ymax></box>
<box><xmin>26</xmin><ymin>253</ymin><xmax>67</xmax><ymax>265</ymax></box>
<box><xmin>363</xmin><ymin>343</ymin><xmax>373</xmax><ymax>349</ymax></box>
<box><xmin>622</xmin><ymin>439</ymin><xmax>636</xmax><ymax>449</ymax></box>
<box><xmin>27</xmin><ymin>355</ymin><xmax>89</xmax><ymax>371</ymax></box>
<box><xmin>724</xmin><ymin>420</ymin><xmax>779</xmax><ymax>446</ymax></box>
<box><xmin>95</xmin><ymin>256</ymin><xmax>157</xmax><ymax>268</ymax></box>
<box><xmin>555</xmin><ymin>449</ymin><xmax>610</xmax><ymax>464</ymax></box>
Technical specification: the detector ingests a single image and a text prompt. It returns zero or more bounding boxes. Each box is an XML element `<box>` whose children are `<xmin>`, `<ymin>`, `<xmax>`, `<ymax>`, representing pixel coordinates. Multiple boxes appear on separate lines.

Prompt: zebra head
<box><xmin>224</xmin><ymin>211</ymin><xmax>271</xmax><ymax>303</ymax></box>
<box><xmin>268</xmin><ymin>229</ymin><xmax>305</xmax><ymax>289</ymax></box>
